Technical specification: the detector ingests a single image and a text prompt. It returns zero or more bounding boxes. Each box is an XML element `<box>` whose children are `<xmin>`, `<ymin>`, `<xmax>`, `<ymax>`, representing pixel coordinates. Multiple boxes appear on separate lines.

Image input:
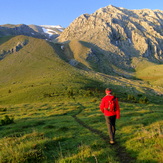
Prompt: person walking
<box><xmin>100</xmin><ymin>88</ymin><xmax>120</xmax><ymax>144</ymax></box>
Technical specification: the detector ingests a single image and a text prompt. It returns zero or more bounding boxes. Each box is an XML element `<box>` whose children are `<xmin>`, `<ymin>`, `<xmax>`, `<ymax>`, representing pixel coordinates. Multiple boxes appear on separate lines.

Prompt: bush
<box><xmin>67</xmin><ymin>89</ymin><xmax>74</xmax><ymax>97</ymax></box>
<box><xmin>127</xmin><ymin>94</ymin><xmax>137</xmax><ymax>102</ymax></box>
<box><xmin>123</xmin><ymin>94</ymin><xmax>149</xmax><ymax>104</ymax></box>
<box><xmin>1</xmin><ymin>115</ymin><xmax>14</xmax><ymax>125</ymax></box>
<box><xmin>139</xmin><ymin>96</ymin><xmax>149</xmax><ymax>104</ymax></box>
<box><xmin>0</xmin><ymin>107</ymin><xmax>7</xmax><ymax>112</ymax></box>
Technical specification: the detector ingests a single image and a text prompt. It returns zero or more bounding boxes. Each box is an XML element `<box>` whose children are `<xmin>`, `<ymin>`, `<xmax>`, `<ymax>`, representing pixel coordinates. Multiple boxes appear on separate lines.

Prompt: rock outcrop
<box><xmin>0</xmin><ymin>38</ymin><xmax>29</xmax><ymax>60</ymax></box>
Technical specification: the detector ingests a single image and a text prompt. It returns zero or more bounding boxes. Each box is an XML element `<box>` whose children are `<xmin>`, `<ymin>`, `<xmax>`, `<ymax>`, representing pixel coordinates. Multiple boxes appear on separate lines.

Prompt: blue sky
<box><xmin>1</xmin><ymin>0</ymin><xmax>163</xmax><ymax>27</ymax></box>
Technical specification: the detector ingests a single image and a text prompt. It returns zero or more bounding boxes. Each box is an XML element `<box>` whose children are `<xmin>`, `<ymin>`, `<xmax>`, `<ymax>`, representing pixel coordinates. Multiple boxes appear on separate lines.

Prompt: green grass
<box><xmin>0</xmin><ymin>36</ymin><xmax>13</xmax><ymax>45</ymax></box>
<box><xmin>0</xmin><ymin>97</ymin><xmax>162</xmax><ymax>163</ymax></box>
<box><xmin>136</xmin><ymin>64</ymin><xmax>163</xmax><ymax>87</ymax></box>
<box><xmin>118</xmin><ymin>103</ymin><xmax>163</xmax><ymax>159</ymax></box>
<box><xmin>134</xmin><ymin>58</ymin><xmax>163</xmax><ymax>87</ymax></box>
<box><xmin>0</xmin><ymin>99</ymin><xmax>117</xmax><ymax>163</ymax></box>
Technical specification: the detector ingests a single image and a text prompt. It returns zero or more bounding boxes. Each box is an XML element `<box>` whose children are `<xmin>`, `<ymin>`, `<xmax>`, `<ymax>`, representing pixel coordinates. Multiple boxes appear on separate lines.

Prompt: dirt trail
<box><xmin>72</xmin><ymin>103</ymin><xmax>136</xmax><ymax>163</ymax></box>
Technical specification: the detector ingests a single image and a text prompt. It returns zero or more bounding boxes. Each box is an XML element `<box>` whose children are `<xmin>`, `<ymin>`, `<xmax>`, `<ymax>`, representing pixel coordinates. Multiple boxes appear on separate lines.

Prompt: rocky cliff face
<box><xmin>58</xmin><ymin>5</ymin><xmax>163</xmax><ymax>69</ymax></box>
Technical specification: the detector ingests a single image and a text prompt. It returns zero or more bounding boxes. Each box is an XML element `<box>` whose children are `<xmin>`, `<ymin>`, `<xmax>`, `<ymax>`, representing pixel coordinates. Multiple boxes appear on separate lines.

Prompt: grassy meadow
<box><xmin>136</xmin><ymin>64</ymin><xmax>163</xmax><ymax>87</ymax></box>
<box><xmin>0</xmin><ymin>96</ymin><xmax>163</xmax><ymax>163</ymax></box>
<box><xmin>134</xmin><ymin>58</ymin><xmax>163</xmax><ymax>87</ymax></box>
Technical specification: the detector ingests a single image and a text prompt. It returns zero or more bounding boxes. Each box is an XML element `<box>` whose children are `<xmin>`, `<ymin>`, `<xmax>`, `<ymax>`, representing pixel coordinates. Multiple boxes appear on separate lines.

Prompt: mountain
<box><xmin>58</xmin><ymin>5</ymin><xmax>163</xmax><ymax>71</ymax></box>
<box><xmin>0</xmin><ymin>5</ymin><xmax>163</xmax><ymax>104</ymax></box>
<box><xmin>0</xmin><ymin>35</ymin><xmax>162</xmax><ymax>104</ymax></box>
<box><xmin>0</xmin><ymin>24</ymin><xmax>65</xmax><ymax>40</ymax></box>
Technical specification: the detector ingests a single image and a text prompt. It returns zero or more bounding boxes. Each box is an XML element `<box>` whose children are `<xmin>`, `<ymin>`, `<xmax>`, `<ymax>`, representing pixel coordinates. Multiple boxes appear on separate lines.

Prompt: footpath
<box><xmin>72</xmin><ymin>102</ymin><xmax>136</xmax><ymax>163</ymax></box>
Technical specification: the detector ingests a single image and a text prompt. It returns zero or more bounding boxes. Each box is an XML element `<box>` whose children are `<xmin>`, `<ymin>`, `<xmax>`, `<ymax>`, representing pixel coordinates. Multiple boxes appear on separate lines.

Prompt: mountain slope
<box><xmin>0</xmin><ymin>35</ymin><xmax>162</xmax><ymax>104</ymax></box>
<box><xmin>0</xmin><ymin>35</ymin><xmax>102</xmax><ymax>103</ymax></box>
<box><xmin>55</xmin><ymin>40</ymin><xmax>114</xmax><ymax>73</ymax></box>
<box><xmin>136</xmin><ymin>63</ymin><xmax>163</xmax><ymax>87</ymax></box>
<box><xmin>58</xmin><ymin>5</ymin><xmax>163</xmax><ymax>71</ymax></box>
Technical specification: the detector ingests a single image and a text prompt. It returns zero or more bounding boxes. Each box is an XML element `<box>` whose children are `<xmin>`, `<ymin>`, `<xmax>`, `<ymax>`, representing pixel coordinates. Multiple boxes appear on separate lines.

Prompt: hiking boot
<box><xmin>109</xmin><ymin>140</ymin><xmax>115</xmax><ymax>144</ymax></box>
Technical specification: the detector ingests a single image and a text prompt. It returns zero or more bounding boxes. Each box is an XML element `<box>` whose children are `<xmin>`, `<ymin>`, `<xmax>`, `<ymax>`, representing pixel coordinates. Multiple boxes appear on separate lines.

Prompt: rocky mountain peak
<box><xmin>58</xmin><ymin>5</ymin><xmax>163</xmax><ymax>70</ymax></box>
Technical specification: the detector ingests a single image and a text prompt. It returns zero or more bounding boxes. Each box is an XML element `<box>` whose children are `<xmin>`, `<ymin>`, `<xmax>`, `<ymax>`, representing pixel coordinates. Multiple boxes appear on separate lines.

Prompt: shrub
<box><xmin>125</xmin><ymin>94</ymin><xmax>149</xmax><ymax>104</ymax></box>
<box><xmin>139</xmin><ymin>96</ymin><xmax>149</xmax><ymax>104</ymax></box>
<box><xmin>67</xmin><ymin>89</ymin><xmax>74</xmax><ymax>97</ymax></box>
<box><xmin>0</xmin><ymin>108</ymin><xmax>7</xmax><ymax>112</ymax></box>
<box><xmin>84</xmin><ymin>90</ymin><xmax>94</xmax><ymax>97</ymax></box>
<box><xmin>1</xmin><ymin>115</ymin><xmax>14</xmax><ymax>125</ymax></box>
<box><xmin>127</xmin><ymin>94</ymin><xmax>137</xmax><ymax>102</ymax></box>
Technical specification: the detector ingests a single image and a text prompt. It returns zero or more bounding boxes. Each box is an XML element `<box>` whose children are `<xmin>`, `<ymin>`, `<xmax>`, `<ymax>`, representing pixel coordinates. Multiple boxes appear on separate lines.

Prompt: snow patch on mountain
<box><xmin>40</xmin><ymin>25</ymin><xmax>65</xmax><ymax>38</ymax></box>
<box><xmin>41</xmin><ymin>27</ymin><xmax>54</xmax><ymax>36</ymax></box>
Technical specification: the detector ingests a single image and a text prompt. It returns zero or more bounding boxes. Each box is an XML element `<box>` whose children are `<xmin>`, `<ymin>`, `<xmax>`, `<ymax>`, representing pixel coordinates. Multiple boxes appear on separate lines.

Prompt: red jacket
<box><xmin>100</xmin><ymin>94</ymin><xmax>120</xmax><ymax>119</ymax></box>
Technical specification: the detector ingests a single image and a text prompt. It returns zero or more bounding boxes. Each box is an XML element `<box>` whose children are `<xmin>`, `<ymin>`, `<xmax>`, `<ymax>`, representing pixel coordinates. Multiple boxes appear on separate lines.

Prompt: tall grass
<box><xmin>0</xmin><ymin>98</ymin><xmax>162</xmax><ymax>162</ymax></box>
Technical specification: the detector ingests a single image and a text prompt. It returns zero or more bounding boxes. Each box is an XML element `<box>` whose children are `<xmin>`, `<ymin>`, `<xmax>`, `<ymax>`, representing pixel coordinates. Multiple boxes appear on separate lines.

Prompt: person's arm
<box><xmin>99</xmin><ymin>98</ymin><xmax>105</xmax><ymax>113</ymax></box>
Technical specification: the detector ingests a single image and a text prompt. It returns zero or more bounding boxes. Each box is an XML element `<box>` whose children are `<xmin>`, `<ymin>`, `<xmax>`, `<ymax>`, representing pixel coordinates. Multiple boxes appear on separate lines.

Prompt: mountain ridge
<box><xmin>0</xmin><ymin>24</ymin><xmax>65</xmax><ymax>40</ymax></box>
<box><xmin>58</xmin><ymin>5</ymin><xmax>163</xmax><ymax>70</ymax></box>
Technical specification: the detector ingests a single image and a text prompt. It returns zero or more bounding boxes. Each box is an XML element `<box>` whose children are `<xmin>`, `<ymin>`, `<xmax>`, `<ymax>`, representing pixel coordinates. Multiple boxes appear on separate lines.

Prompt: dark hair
<box><xmin>105</xmin><ymin>88</ymin><xmax>112</xmax><ymax>92</ymax></box>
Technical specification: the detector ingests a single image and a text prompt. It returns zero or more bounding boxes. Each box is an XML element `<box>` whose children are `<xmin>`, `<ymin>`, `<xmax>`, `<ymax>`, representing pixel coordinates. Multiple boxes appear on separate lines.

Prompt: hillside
<box><xmin>0</xmin><ymin>35</ymin><xmax>163</xmax><ymax>104</ymax></box>
<box><xmin>56</xmin><ymin>40</ymin><xmax>114</xmax><ymax>73</ymax></box>
<box><xmin>0</xmin><ymin>35</ymin><xmax>103</xmax><ymax>104</ymax></box>
<box><xmin>136</xmin><ymin>63</ymin><xmax>163</xmax><ymax>87</ymax></box>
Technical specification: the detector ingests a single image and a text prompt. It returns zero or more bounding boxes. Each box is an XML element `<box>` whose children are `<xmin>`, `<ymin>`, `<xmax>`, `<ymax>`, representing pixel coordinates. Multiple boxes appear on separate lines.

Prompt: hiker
<box><xmin>99</xmin><ymin>88</ymin><xmax>120</xmax><ymax>144</ymax></box>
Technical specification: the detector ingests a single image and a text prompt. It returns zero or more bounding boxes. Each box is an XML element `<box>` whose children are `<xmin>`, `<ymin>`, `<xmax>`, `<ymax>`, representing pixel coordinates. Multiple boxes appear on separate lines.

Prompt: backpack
<box><xmin>108</xmin><ymin>96</ymin><xmax>117</xmax><ymax>112</ymax></box>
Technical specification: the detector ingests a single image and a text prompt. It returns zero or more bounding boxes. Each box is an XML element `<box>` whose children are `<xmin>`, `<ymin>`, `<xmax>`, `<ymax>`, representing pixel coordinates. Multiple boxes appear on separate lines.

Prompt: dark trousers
<box><xmin>105</xmin><ymin>115</ymin><xmax>116</xmax><ymax>141</ymax></box>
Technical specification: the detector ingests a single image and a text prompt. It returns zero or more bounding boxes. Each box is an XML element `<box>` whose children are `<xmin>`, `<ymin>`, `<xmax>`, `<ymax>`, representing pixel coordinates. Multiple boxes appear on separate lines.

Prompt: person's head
<box><xmin>105</xmin><ymin>88</ymin><xmax>112</xmax><ymax>95</ymax></box>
